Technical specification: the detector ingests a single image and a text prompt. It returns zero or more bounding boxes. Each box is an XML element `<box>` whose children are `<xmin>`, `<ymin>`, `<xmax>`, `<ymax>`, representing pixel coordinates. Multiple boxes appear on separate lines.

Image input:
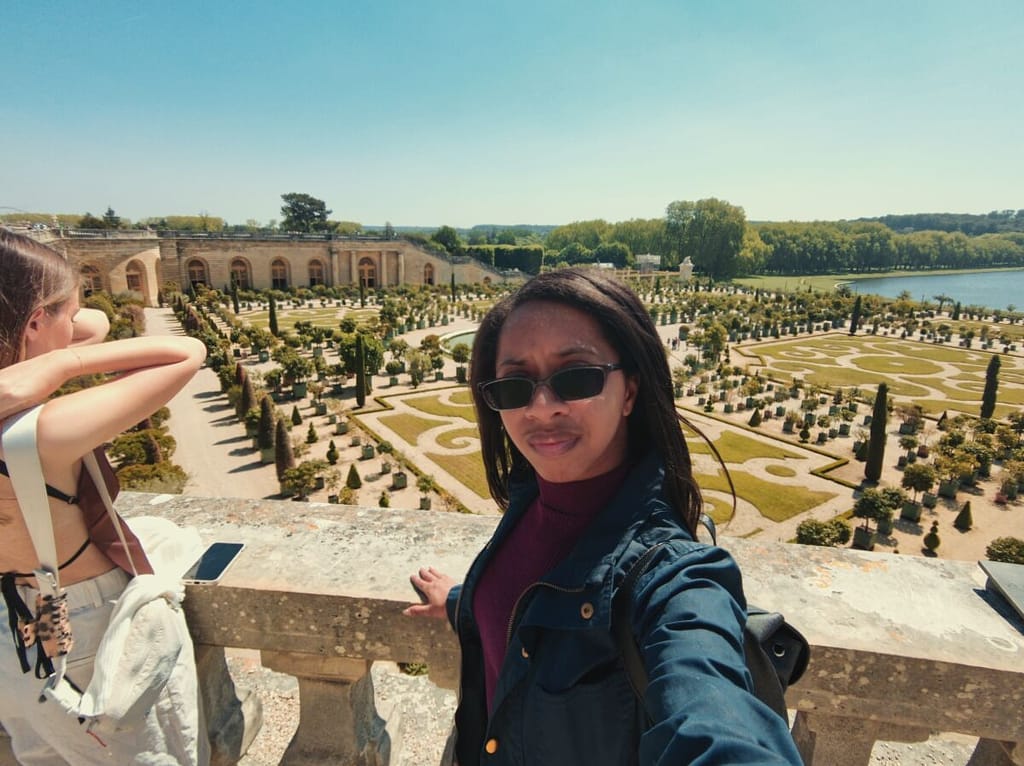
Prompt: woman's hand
<box><xmin>403</xmin><ymin>566</ymin><xmax>457</xmax><ymax>620</ymax></box>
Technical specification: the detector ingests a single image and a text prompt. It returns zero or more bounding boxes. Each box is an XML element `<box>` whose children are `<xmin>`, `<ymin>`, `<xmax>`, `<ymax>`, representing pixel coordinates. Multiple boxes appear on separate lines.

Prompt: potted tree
<box><xmin>852</xmin><ymin>488</ymin><xmax>889</xmax><ymax>550</ymax></box>
<box><xmin>417</xmin><ymin>475</ymin><xmax>436</xmax><ymax>510</ymax></box>
<box><xmin>900</xmin><ymin>462</ymin><xmax>935</xmax><ymax>521</ymax></box>
<box><xmin>452</xmin><ymin>343</ymin><xmax>470</xmax><ymax>384</ymax></box>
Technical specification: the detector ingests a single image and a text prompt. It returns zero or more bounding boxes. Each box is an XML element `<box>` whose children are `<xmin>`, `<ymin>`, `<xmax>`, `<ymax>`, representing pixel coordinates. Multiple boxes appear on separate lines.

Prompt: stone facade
<box><xmin>34</xmin><ymin>231</ymin><xmax>505</xmax><ymax>307</ymax></box>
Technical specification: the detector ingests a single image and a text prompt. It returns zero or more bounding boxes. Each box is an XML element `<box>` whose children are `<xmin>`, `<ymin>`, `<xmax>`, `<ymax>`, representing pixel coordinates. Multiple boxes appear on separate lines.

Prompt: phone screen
<box><xmin>183</xmin><ymin>542</ymin><xmax>245</xmax><ymax>583</ymax></box>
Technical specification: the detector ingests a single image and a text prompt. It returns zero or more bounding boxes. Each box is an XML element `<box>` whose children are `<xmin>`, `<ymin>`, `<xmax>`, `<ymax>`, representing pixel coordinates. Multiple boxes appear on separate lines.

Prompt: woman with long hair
<box><xmin>407</xmin><ymin>268</ymin><xmax>801</xmax><ymax>764</ymax></box>
<box><xmin>0</xmin><ymin>228</ymin><xmax>208</xmax><ymax>764</ymax></box>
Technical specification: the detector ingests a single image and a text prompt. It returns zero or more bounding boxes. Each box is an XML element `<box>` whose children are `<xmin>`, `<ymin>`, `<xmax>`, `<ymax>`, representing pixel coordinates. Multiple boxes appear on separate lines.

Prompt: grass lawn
<box><xmin>378</xmin><ymin>412</ymin><xmax>448</xmax><ymax>444</ymax></box>
<box><xmin>449</xmin><ymin>390</ymin><xmax>474</xmax><ymax>406</ymax></box>
<box><xmin>764</xmin><ymin>465</ymin><xmax>797</xmax><ymax>477</ymax></box>
<box><xmin>748</xmin><ymin>335</ymin><xmax>1024</xmax><ymax>416</ymax></box>
<box><xmin>435</xmin><ymin>427</ymin><xmax>481</xmax><ymax>450</ymax></box>
<box><xmin>686</xmin><ymin>429</ymin><xmax>804</xmax><ymax>463</ymax></box>
<box><xmin>403</xmin><ymin>393</ymin><xmax>476</xmax><ymax>422</ymax></box>
<box><xmin>427</xmin><ymin>451</ymin><xmax>491</xmax><ymax>499</ymax></box>
<box><xmin>697</xmin><ymin>469</ymin><xmax>837</xmax><ymax>522</ymax></box>
<box><xmin>702</xmin><ymin>495</ymin><xmax>735</xmax><ymax>526</ymax></box>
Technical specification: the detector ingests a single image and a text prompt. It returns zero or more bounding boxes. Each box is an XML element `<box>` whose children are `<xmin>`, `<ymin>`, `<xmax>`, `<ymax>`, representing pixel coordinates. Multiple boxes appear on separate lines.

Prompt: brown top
<box><xmin>78</xmin><ymin>448</ymin><xmax>153</xmax><ymax>576</ymax></box>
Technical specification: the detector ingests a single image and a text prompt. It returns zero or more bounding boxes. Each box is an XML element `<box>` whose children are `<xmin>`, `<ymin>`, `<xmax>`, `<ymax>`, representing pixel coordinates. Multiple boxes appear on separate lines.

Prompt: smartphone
<box><xmin>182</xmin><ymin>542</ymin><xmax>245</xmax><ymax>584</ymax></box>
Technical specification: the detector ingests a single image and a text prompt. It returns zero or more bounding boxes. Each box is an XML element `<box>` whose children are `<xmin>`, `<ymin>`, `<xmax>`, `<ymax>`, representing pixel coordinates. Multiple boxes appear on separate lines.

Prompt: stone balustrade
<box><xmin>6</xmin><ymin>492</ymin><xmax>1022</xmax><ymax>765</ymax></box>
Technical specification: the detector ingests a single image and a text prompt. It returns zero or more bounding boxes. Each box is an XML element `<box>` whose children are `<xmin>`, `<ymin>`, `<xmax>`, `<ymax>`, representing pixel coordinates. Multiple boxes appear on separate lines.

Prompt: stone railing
<box><xmin>7</xmin><ymin>492</ymin><xmax>1023</xmax><ymax>765</ymax></box>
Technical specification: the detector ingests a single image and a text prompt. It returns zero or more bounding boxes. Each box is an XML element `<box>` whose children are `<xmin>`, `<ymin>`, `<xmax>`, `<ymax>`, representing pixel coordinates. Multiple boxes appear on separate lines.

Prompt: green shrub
<box><xmin>986</xmin><ymin>537</ymin><xmax>1024</xmax><ymax>564</ymax></box>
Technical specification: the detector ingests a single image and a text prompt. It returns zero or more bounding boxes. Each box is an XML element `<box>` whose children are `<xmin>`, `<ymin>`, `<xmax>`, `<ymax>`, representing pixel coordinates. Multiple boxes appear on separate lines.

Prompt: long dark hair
<box><xmin>0</xmin><ymin>229</ymin><xmax>78</xmax><ymax>369</ymax></box>
<box><xmin>469</xmin><ymin>268</ymin><xmax>701</xmax><ymax>535</ymax></box>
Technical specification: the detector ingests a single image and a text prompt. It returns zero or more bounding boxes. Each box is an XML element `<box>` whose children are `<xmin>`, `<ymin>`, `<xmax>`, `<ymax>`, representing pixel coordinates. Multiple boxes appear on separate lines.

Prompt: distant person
<box><xmin>0</xmin><ymin>228</ymin><xmax>208</xmax><ymax>764</ymax></box>
<box><xmin>406</xmin><ymin>268</ymin><xmax>802</xmax><ymax>764</ymax></box>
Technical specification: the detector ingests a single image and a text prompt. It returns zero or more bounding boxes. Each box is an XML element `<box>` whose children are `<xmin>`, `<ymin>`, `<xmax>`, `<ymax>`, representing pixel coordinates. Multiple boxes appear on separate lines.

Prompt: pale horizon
<box><xmin>5</xmin><ymin>1</ymin><xmax>1022</xmax><ymax>229</ymax></box>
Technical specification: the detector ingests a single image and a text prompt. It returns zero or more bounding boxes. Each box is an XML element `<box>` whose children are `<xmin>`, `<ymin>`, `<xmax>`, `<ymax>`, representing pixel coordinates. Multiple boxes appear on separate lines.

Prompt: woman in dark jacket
<box><xmin>406</xmin><ymin>268</ymin><xmax>802</xmax><ymax>765</ymax></box>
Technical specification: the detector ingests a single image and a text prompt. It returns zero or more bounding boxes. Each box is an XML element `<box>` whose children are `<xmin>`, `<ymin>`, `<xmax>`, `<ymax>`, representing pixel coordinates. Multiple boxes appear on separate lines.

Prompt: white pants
<box><xmin>0</xmin><ymin>568</ymin><xmax>209</xmax><ymax>765</ymax></box>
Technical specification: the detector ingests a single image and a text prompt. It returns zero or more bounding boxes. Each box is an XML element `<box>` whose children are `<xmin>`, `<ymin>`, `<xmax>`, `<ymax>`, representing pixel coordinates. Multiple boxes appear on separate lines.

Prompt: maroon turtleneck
<box><xmin>472</xmin><ymin>461</ymin><xmax>632</xmax><ymax>712</ymax></box>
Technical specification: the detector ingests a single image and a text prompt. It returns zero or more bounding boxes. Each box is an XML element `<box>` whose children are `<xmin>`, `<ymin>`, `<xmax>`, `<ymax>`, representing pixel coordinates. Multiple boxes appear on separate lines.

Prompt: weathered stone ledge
<box><xmin>13</xmin><ymin>492</ymin><xmax>1024</xmax><ymax>766</ymax></box>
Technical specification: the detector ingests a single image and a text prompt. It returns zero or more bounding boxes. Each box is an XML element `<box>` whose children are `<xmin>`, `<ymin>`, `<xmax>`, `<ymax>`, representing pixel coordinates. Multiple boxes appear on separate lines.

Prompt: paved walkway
<box><xmin>144</xmin><ymin>308</ymin><xmax>282</xmax><ymax>499</ymax></box>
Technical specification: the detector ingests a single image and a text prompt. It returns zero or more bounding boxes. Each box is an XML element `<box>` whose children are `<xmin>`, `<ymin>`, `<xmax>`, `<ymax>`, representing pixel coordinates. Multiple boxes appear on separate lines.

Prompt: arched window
<box><xmin>271</xmin><ymin>259</ymin><xmax>289</xmax><ymax>290</ymax></box>
<box><xmin>125</xmin><ymin>260</ymin><xmax>145</xmax><ymax>294</ymax></box>
<box><xmin>358</xmin><ymin>257</ymin><xmax>377</xmax><ymax>288</ymax></box>
<box><xmin>309</xmin><ymin>259</ymin><xmax>325</xmax><ymax>287</ymax></box>
<box><xmin>424</xmin><ymin>263</ymin><xmax>435</xmax><ymax>285</ymax></box>
<box><xmin>230</xmin><ymin>258</ymin><xmax>251</xmax><ymax>290</ymax></box>
<box><xmin>81</xmin><ymin>265</ymin><xmax>103</xmax><ymax>296</ymax></box>
<box><xmin>187</xmin><ymin>259</ymin><xmax>208</xmax><ymax>288</ymax></box>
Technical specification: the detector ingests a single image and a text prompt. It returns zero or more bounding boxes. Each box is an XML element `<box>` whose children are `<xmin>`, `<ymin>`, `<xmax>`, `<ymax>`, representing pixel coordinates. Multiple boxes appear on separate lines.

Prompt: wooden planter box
<box><xmin>938</xmin><ymin>479</ymin><xmax>959</xmax><ymax>499</ymax></box>
<box><xmin>360</xmin><ymin>445</ymin><xmax>375</xmax><ymax>460</ymax></box>
<box><xmin>335</xmin><ymin>421</ymin><xmax>349</xmax><ymax>435</ymax></box>
<box><xmin>852</xmin><ymin>526</ymin><xmax>876</xmax><ymax>551</ymax></box>
<box><xmin>922</xmin><ymin>492</ymin><xmax>938</xmax><ymax>508</ymax></box>
<box><xmin>392</xmin><ymin>472</ymin><xmax>408</xmax><ymax>490</ymax></box>
<box><xmin>900</xmin><ymin>501</ymin><xmax>922</xmax><ymax>522</ymax></box>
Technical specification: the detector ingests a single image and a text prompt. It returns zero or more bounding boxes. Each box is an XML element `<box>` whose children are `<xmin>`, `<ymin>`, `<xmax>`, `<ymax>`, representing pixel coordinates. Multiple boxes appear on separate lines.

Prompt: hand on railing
<box><xmin>404</xmin><ymin>566</ymin><xmax>457</xmax><ymax>620</ymax></box>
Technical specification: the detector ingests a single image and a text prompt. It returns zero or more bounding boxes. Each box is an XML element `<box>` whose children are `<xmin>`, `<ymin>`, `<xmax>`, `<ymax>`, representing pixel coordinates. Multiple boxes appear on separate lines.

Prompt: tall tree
<box><xmin>103</xmin><ymin>207</ymin><xmax>121</xmax><ymax>229</ymax></box>
<box><xmin>664</xmin><ymin>198</ymin><xmax>746</xmax><ymax>279</ymax></box>
<box><xmin>981</xmin><ymin>355</ymin><xmax>1001</xmax><ymax>419</ymax></box>
<box><xmin>274</xmin><ymin>418</ymin><xmax>295</xmax><ymax>482</ymax></box>
<box><xmin>280</xmin><ymin>193</ymin><xmax>331</xmax><ymax>232</ymax></box>
<box><xmin>432</xmin><ymin>225</ymin><xmax>464</xmax><ymax>255</ymax></box>
<box><xmin>864</xmin><ymin>383</ymin><xmax>889</xmax><ymax>483</ymax></box>
<box><xmin>849</xmin><ymin>295</ymin><xmax>862</xmax><ymax>336</ymax></box>
<box><xmin>355</xmin><ymin>333</ymin><xmax>367</xmax><ymax>408</ymax></box>
<box><xmin>268</xmin><ymin>294</ymin><xmax>279</xmax><ymax>336</ymax></box>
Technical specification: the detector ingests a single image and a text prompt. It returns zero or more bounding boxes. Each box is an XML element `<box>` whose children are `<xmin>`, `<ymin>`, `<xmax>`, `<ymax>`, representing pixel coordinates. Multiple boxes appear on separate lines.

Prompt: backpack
<box><xmin>611</xmin><ymin>519</ymin><xmax>809</xmax><ymax>722</ymax></box>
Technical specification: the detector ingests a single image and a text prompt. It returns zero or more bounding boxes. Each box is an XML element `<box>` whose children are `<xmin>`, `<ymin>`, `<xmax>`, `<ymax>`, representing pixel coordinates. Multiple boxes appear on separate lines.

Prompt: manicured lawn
<box><xmin>697</xmin><ymin>469</ymin><xmax>838</xmax><ymax>522</ymax></box>
<box><xmin>403</xmin><ymin>393</ymin><xmax>476</xmax><ymax>422</ymax></box>
<box><xmin>427</xmin><ymin>451</ymin><xmax>491</xmax><ymax>499</ymax></box>
<box><xmin>749</xmin><ymin>335</ymin><xmax>1024</xmax><ymax>416</ymax></box>
<box><xmin>686</xmin><ymin>429</ymin><xmax>805</xmax><ymax>463</ymax></box>
<box><xmin>765</xmin><ymin>465</ymin><xmax>797</xmax><ymax>477</ymax></box>
<box><xmin>378</xmin><ymin>413</ymin><xmax>448</xmax><ymax>444</ymax></box>
<box><xmin>435</xmin><ymin>427</ymin><xmax>481</xmax><ymax>450</ymax></box>
<box><xmin>449</xmin><ymin>390</ymin><xmax>474</xmax><ymax>406</ymax></box>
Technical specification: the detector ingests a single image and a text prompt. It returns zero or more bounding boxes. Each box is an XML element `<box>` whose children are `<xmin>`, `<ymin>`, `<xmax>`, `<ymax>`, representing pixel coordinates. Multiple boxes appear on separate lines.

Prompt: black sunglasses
<box><xmin>478</xmin><ymin>363</ymin><xmax>624</xmax><ymax>411</ymax></box>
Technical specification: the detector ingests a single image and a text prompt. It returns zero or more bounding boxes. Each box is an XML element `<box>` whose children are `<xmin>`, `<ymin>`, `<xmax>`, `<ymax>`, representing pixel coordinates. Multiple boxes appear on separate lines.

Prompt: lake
<box><xmin>845</xmin><ymin>270</ymin><xmax>1024</xmax><ymax>312</ymax></box>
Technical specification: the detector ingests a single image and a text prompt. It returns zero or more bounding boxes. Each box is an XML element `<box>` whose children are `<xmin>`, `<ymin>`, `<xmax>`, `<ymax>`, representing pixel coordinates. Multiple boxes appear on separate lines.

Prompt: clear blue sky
<box><xmin>4</xmin><ymin>0</ymin><xmax>1022</xmax><ymax>228</ymax></box>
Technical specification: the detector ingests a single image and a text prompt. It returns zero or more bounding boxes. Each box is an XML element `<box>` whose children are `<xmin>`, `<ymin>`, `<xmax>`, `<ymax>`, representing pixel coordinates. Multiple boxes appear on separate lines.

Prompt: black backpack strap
<box><xmin>612</xmin><ymin>542</ymin><xmax>667</xmax><ymax>711</ymax></box>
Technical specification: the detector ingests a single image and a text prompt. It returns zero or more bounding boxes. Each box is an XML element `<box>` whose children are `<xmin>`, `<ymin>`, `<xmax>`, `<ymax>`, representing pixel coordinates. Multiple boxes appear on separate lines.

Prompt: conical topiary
<box><xmin>306</xmin><ymin>422</ymin><xmax>318</xmax><ymax>444</ymax></box>
<box><xmin>748</xmin><ymin>408</ymin><xmax>762</xmax><ymax>427</ymax></box>
<box><xmin>346</xmin><ymin>464</ymin><xmax>362</xmax><ymax>490</ymax></box>
<box><xmin>326</xmin><ymin>440</ymin><xmax>339</xmax><ymax>465</ymax></box>
<box><xmin>291</xmin><ymin>405</ymin><xmax>302</xmax><ymax>426</ymax></box>
<box><xmin>923</xmin><ymin>521</ymin><xmax>941</xmax><ymax>553</ymax></box>
<box><xmin>954</xmin><ymin>501</ymin><xmax>973</xmax><ymax>531</ymax></box>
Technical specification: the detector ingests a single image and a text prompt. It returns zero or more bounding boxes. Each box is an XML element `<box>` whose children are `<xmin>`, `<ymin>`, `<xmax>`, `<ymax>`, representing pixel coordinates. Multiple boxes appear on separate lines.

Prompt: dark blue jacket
<box><xmin>445</xmin><ymin>453</ymin><xmax>803</xmax><ymax>765</ymax></box>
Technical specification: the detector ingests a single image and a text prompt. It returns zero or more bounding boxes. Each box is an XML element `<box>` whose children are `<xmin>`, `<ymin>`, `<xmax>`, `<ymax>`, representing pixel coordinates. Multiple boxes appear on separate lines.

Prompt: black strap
<box><xmin>612</xmin><ymin>543</ymin><xmax>667</xmax><ymax>709</ymax></box>
<box><xmin>1</xmin><ymin>538</ymin><xmax>91</xmax><ymax>676</ymax></box>
<box><xmin>0</xmin><ymin>459</ymin><xmax>78</xmax><ymax>504</ymax></box>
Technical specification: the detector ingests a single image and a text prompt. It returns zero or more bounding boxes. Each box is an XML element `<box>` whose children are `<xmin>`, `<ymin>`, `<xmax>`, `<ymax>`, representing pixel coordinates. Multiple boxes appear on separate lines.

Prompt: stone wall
<box><xmin>102</xmin><ymin>492</ymin><xmax>1024</xmax><ymax>766</ymax></box>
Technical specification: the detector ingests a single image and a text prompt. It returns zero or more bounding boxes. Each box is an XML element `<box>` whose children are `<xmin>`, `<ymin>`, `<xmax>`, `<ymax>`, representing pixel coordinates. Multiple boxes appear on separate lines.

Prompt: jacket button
<box><xmin>580</xmin><ymin>602</ymin><xmax>594</xmax><ymax>620</ymax></box>
<box><xmin>521</xmin><ymin>646</ymin><xmax>529</xmax><ymax>659</ymax></box>
<box><xmin>485</xmin><ymin>738</ymin><xmax>499</xmax><ymax>754</ymax></box>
